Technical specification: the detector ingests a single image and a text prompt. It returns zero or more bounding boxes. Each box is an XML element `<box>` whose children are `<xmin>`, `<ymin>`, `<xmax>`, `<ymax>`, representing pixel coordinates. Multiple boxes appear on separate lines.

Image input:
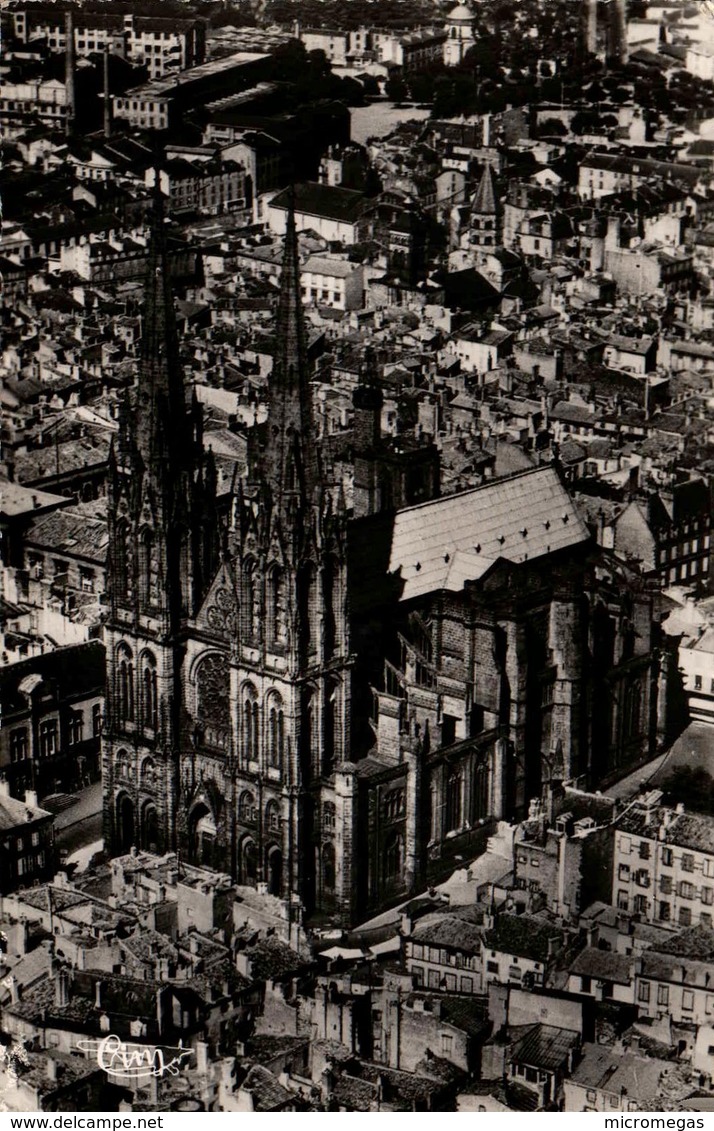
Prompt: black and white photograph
<box><xmin>1</xmin><ymin>0</ymin><xmax>714</xmax><ymax>1115</ymax></box>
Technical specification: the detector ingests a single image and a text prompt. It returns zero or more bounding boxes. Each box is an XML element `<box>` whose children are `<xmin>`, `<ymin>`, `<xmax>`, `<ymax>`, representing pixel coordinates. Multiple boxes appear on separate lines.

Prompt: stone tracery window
<box><xmin>141</xmin><ymin>651</ymin><xmax>158</xmax><ymax>731</ymax></box>
<box><xmin>239</xmin><ymin>790</ymin><xmax>257</xmax><ymax>825</ymax></box>
<box><xmin>117</xmin><ymin>644</ymin><xmax>134</xmax><ymax>723</ymax></box>
<box><xmin>267</xmin><ymin>565</ymin><xmax>287</xmax><ymax>649</ymax></box>
<box><xmin>266</xmin><ymin>692</ymin><xmax>284</xmax><ymax>768</ymax></box>
<box><xmin>195</xmin><ymin>651</ymin><xmax>228</xmax><ymax>728</ymax></box>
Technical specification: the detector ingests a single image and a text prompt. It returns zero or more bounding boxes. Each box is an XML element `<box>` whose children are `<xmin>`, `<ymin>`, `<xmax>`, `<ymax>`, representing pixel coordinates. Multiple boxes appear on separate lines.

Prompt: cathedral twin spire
<box><xmin>136</xmin><ymin>184</ymin><xmax>191</xmax><ymax>474</ymax></box>
<box><xmin>135</xmin><ymin>182</ymin><xmax>321</xmax><ymax>549</ymax></box>
<box><xmin>263</xmin><ymin>197</ymin><xmax>322</xmax><ymax>506</ymax></box>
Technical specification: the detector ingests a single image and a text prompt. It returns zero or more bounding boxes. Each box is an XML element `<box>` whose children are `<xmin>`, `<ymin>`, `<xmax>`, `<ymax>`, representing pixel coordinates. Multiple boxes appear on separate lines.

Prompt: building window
<box><xmin>117</xmin><ymin>645</ymin><xmax>134</xmax><ymax>723</ymax></box>
<box><xmin>39</xmin><ymin>720</ymin><xmax>58</xmax><ymax>758</ymax></box>
<box><xmin>660</xmin><ymin>875</ymin><xmax>672</xmax><ymax>894</ymax></box>
<box><xmin>239</xmin><ymin>791</ymin><xmax>257</xmax><ymax>825</ymax></box>
<box><xmin>384</xmin><ymin>829</ymin><xmax>404</xmax><ymax>882</ymax></box>
<box><xmin>657</xmin><ymin>985</ymin><xmax>669</xmax><ymax>1007</ymax></box>
<box><xmin>242</xmin><ymin>685</ymin><xmax>259</xmax><ymax>763</ymax></box>
<box><xmin>323</xmin><ymin>842</ymin><xmax>336</xmax><ymax>892</ymax></box>
<box><xmin>638</xmin><ymin>982</ymin><xmax>650</xmax><ymax>1003</ymax></box>
<box><xmin>265</xmin><ymin>799</ymin><xmax>280</xmax><ymax>833</ymax></box>
<box><xmin>633</xmin><ymin>894</ymin><xmax>648</xmax><ymax>914</ymax></box>
<box><xmin>267</xmin><ymin>694</ymin><xmax>284</xmax><ymax>769</ymax></box>
<box><xmin>141</xmin><ymin>653</ymin><xmax>158</xmax><ymax>730</ymax></box>
<box><xmin>661</xmin><ymin>847</ymin><xmax>673</xmax><ymax>867</ymax></box>
<box><xmin>10</xmin><ymin>729</ymin><xmax>28</xmax><ymax>763</ymax></box>
<box><xmin>682</xmin><ymin>990</ymin><xmax>694</xmax><ymax>1012</ymax></box>
<box><xmin>445</xmin><ymin>769</ymin><xmax>462</xmax><ymax>832</ymax></box>
<box><xmin>68</xmin><ymin>712</ymin><xmax>84</xmax><ymax>745</ymax></box>
<box><xmin>679</xmin><ymin>906</ymin><xmax>692</xmax><ymax>927</ymax></box>
<box><xmin>384</xmin><ymin>788</ymin><xmax>405</xmax><ymax>821</ymax></box>
<box><xmin>639</xmin><ymin>841</ymin><xmax>651</xmax><ymax>860</ymax></box>
<box><xmin>93</xmin><ymin>703</ymin><xmax>103</xmax><ymax>736</ymax></box>
<box><xmin>659</xmin><ymin>901</ymin><xmax>671</xmax><ymax>922</ymax></box>
<box><xmin>323</xmin><ymin>802</ymin><xmax>336</xmax><ymax>832</ymax></box>
<box><xmin>682</xmin><ymin>853</ymin><xmax>694</xmax><ymax>873</ymax></box>
<box><xmin>617</xmin><ymin>891</ymin><xmax>629</xmax><ymax>910</ymax></box>
<box><xmin>440</xmin><ymin>1034</ymin><xmax>453</xmax><ymax>1056</ymax></box>
<box><xmin>267</xmin><ymin>565</ymin><xmax>287</xmax><ymax>648</ymax></box>
<box><xmin>679</xmin><ymin>881</ymin><xmax>695</xmax><ymax>900</ymax></box>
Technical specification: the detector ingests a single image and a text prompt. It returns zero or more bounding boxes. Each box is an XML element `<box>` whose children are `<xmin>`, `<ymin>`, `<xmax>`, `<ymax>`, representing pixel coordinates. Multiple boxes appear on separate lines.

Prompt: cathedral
<box><xmin>103</xmin><ymin>194</ymin><xmax>666</xmax><ymax>928</ymax></box>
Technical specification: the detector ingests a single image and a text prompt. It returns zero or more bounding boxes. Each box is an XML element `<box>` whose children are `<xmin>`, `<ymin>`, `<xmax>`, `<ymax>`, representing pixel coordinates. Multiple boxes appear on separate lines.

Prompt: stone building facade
<box><xmin>103</xmin><ymin>196</ymin><xmax>664</xmax><ymax>928</ymax></box>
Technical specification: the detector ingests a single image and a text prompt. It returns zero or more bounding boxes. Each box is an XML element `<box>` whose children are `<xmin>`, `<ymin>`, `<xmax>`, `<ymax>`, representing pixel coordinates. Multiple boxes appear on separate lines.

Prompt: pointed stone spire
<box><xmin>264</xmin><ymin>193</ymin><xmax>321</xmax><ymax>503</ymax></box>
<box><xmin>136</xmin><ymin>177</ymin><xmax>189</xmax><ymax>469</ymax></box>
<box><xmin>471</xmin><ymin>163</ymin><xmax>498</xmax><ymax>216</ymax></box>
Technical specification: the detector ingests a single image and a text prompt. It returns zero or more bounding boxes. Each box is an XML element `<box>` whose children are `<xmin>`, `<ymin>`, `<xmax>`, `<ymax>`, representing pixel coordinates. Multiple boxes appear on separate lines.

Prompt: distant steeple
<box><xmin>136</xmin><ymin>180</ymin><xmax>190</xmax><ymax>470</ymax></box>
<box><xmin>470</xmin><ymin>164</ymin><xmax>501</xmax><ymax>251</ymax></box>
<box><xmin>471</xmin><ymin>163</ymin><xmax>498</xmax><ymax>217</ymax></box>
<box><xmin>264</xmin><ymin>195</ymin><xmax>321</xmax><ymax>503</ymax></box>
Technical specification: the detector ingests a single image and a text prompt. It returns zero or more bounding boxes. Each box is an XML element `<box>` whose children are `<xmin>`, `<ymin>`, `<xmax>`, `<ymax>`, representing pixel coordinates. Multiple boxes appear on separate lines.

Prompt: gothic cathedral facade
<box><xmin>103</xmin><ymin>199</ymin><xmax>359</xmax><ymax>924</ymax></box>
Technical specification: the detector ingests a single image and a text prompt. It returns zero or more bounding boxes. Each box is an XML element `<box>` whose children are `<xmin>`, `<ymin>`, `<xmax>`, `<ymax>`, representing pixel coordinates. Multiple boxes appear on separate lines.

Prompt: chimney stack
<box><xmin>103</xmin><ymin>48</ymin><xmax>111</xmax><ymax>138</ymax></box>
<box><xmin>65</xmin><ymin>11</ymin><xmax>76</xmax><ymax>136</ymax></box>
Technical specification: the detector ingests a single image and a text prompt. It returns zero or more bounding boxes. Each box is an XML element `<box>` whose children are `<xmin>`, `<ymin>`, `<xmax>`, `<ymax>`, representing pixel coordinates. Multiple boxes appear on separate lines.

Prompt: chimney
<box><xmin>55</xmin><ymin>967</ymin><xmax>70</xmax><ymax>1009</ymax></box>
<box><xmin>0</xmin><ymin>779</ymin><xmax>10</xmax><ymax>798</ymax></box>
<box><xmin>46</xmin><ymin>1056</ymin><xmax>58</xmax><ymax>1083</ymax></box>
<box><xmin>94</xmin><ymin>980</ymin><xmax>103</xmax><ymax>1009</ymax></box>
<box><xmin>195</xmin><ymin>1041</ymin><xmax>209</xmax><ymax>1074</ymax></box>
<box><xmin>65</xmin><ymin>11</ymin><xmax>76</xmax><ymax>137</ymax></box>
<box><xmin>24</xmin><ymin>789</ymin><xmax>38</xmax><ymax>810</ymax></box>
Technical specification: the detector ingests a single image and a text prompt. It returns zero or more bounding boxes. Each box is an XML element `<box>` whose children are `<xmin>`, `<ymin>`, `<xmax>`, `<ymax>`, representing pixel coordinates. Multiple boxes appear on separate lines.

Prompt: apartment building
<box><xmin>613</xmin><ymin>791</ymin><xmax>714</xmax><ymax>929</ymax></box>
<box><xmin>11</xmin><ymin>6</ymin><xmax>205</xmax><ymax>79</ymax></box>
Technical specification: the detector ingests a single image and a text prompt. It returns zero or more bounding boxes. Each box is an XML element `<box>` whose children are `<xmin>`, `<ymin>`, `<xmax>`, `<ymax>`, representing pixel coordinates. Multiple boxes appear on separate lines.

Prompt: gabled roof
<box><xmin>388</xmin><ymin>466</ymin><xmax>589</xmax><ymax>602</ymax></box>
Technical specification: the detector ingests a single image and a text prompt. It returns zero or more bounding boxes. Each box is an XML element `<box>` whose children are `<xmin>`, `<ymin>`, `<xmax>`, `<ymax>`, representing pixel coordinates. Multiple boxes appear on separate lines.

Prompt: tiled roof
<box><xmin>0</xmin><ymin>791</ymin><xmax>52</xmax><ymax>831</ymax></box>
<box><xmin>25</xmin><ymin>504</ymin><xmax>108</xmax><ymax>563</ymax></box>
<box><xmin>240</xmin><ymin>1064</ymin><xmax>293</xmax><ymax>1110</ymax></box>
<box><xmin>484</xmin><ymin>913</ymin><xmax>562</xmax><ymax>963</ymax></box>
<box><xmin>570</xmin><ymin>1044</ymin><xmax>685</xmax><ymax>1103</ymax></box>
<box><xmin>569</xmin><ymin>947</ymin><xmax>633</xmax><ymax>985</ymax></box>
<box><xmin>510</xmin><ymin>1023</ymin><xmax>580</xmax><ymax>1071</ymax></box>
<box><xmin>388</xmin><ymin>466</ymin><xmax>589</xmax><ymax>601</ymax></box>
<box><xmin>411</xmin><ymin>914</ymin><xmax>483</xmax><ymax>953</ymax></box>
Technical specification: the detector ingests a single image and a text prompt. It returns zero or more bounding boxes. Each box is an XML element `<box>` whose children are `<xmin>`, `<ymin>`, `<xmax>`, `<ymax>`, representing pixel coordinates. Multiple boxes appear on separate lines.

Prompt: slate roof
<box><xmin>271</xmin><ymin>183</ymin><xmax>365</xmax><ymax>224</ymax></box>
<box><xmin>472</xmin><ymin>164</ymin><xmax>498</xmax><ymax>216</ymax></box>
<box><xmin>0</xmin><ymin>642</ymin><xmax>105</xmax><ymax>714</ymax></box>
<box><xmin>388</xmin><ymin>466</ymin><xmax>589</xmax><ymax>601</ymax></box>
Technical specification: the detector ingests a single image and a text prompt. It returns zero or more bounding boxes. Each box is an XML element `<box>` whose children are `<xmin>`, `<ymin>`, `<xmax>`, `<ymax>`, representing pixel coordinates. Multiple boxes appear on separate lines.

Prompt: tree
<box><xmin>538</xmin><ymin>117</ymin><xmax>567</xmax><ymax>137</ymax></box>
<box><xmin>385</xmin><ymin>74</ymin><xmax>408</xmax><ymax>103</ymax></box>
<box><xmin>360</xmin><ymin>73</ymin><xmax>380</xmax><ymax>97</ymax></box>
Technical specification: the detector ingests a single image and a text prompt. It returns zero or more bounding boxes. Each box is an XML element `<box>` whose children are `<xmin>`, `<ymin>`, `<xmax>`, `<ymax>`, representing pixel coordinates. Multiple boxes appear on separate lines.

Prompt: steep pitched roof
<box><xmin>388</xmin><ymin>466</ymin><xmax>589</xmax><ymax>601</ymax></box>
<box><xmin>472</xmin><ymin>164</ymin><xmax>498</xmax><ymax>216</ymax></box>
